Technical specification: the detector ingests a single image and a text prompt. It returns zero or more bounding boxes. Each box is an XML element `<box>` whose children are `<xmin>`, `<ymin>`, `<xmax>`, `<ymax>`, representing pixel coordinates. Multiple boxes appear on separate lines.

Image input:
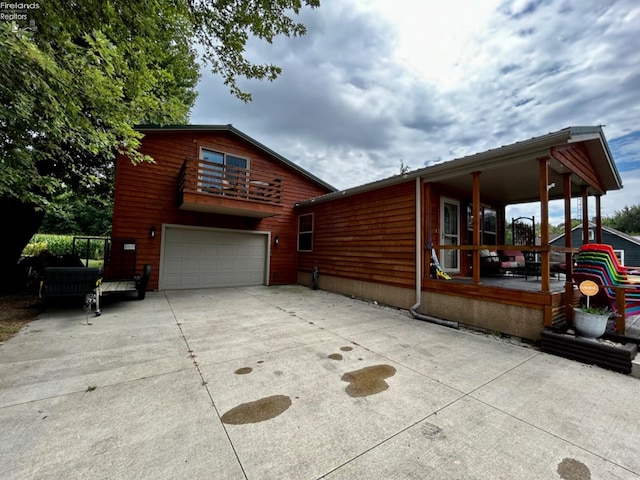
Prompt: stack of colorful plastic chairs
<box><xmin>574</xmin><ymin>244</ymin><xmax>640</xmax><ymax>317</ymax></box>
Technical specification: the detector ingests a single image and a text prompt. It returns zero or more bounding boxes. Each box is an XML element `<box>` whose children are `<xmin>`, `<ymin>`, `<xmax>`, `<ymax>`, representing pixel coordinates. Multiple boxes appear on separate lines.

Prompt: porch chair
<box><xmin>498</xmin><ymin>249</ymin><xmax>526</xmax><ymax>276</ymax></box>
<box><xmin>479</xmin><ymin>249</ymin><xmax>501</xmax><ymax>276</ymax></box>
<box><xmin>573</xmin><ymin>245</ymin><xmax>640</xmax><ymax>318</ymax></box>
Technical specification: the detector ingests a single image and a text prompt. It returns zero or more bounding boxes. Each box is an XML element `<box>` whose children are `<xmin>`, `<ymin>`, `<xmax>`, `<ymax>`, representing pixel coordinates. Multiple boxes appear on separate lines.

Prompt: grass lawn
<box><xmin>83</xmin><ymin>259</ymin><xmax>104</xmax><ymax>268</ymax></box>
<box><xmin>0</xmin><ymin>294</ymin><xmax>41</xmax><ymax>342</ymax></box>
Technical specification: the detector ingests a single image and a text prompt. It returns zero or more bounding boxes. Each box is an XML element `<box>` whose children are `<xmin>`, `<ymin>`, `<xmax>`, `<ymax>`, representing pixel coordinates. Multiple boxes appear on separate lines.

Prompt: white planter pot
<box><xmin>573</xmin><ymin>308</ymin><xmax>609</xmax><ymax>341</ymax></box>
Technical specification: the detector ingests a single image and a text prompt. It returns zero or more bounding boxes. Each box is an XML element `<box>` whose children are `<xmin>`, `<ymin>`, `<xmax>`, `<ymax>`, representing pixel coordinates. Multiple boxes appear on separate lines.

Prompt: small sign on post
<box><xmin>578</xmin><ymin>280</ymin><xmax>599</xmax><ymax>309</ymax></box>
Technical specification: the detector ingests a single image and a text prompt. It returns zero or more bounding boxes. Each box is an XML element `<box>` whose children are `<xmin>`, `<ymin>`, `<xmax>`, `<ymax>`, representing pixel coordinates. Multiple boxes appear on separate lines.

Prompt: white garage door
<box><xmin>160</xmin><ymin>227</ymin><xmax>267</xmax><ymax>289</ymax></box>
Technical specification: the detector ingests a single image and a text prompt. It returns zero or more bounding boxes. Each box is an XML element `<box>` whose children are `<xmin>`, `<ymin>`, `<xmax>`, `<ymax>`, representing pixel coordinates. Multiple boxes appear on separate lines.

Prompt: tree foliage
<box><xmin>190</xmin><ymin>0</ymin><xmax>320</xmax><ymax>101</ymax></box>
<box><xmin>39</xmin><ymin>192</ymin><xmax>113</xmax><ymax>237</ymax></box>
<box><xmin>1</xmin><ymin>2</ymin><xmax>200</xmax><ymax>207</ymax></box>
<box><xmin>603</xmin><ymin>205</ymin><xmax>640</xmax><ymax>234</ymax></box>
<box><xmin>0</xmin><ymin>0</ymin><xmax>319</xmax><ymax>291</ymax></box>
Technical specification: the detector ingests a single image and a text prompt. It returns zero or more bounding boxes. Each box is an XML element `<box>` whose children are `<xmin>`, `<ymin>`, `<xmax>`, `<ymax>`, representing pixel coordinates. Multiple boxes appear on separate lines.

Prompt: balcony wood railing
<box><xmin>178</xmin><ymin>157</ymin><xmax>283</xmax><ymax>206</ymax></box>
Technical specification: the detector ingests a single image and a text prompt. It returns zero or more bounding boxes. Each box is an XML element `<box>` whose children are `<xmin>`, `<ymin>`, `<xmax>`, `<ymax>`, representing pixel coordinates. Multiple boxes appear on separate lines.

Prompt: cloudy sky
<box><xmin>191</xmin><ymin>0</ymin><xmax>640</xmax><ymax>226</ymax></box>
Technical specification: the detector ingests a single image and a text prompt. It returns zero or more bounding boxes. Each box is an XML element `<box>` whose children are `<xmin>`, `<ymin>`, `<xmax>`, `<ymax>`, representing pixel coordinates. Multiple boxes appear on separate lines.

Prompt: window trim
<box><xmin>198</xmin><ymin>147</ymin><xmax>250</xmax><ymax>191</ymax></box>
<box><xmin>199</xmin><ymin>147</ymin><xmax>250</xmax><ymax>170</ymax></box>
<box><xmin>613</xmin><ymin>249</ymin><xmax>625</xmax><ymax>266</ymax></box>
<box><xmin>297</xmin><ymin>213</ymin><xmax>314</xmax><ymax>252</ymax></box>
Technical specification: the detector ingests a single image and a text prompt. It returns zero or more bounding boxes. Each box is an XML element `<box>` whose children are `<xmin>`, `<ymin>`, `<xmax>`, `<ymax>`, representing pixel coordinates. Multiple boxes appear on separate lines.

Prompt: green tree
<box><xmin>39</xmin><ymin>191</ymin><xmax>113</xmax><ymax>237</ymax></box>
<box><xmin>603</xmin><ymin>205</ymin><xmax>640</xmax><ymax>234</ymax></box>
<box><xmin>549</xmin><ymin>220</ymin><xmax>581</xmax><ymax>234</ymax></box>
<box><xmin>0</xmin><ymin>0</ymin><xmax>319</xmax><ymax>290</ymax></box>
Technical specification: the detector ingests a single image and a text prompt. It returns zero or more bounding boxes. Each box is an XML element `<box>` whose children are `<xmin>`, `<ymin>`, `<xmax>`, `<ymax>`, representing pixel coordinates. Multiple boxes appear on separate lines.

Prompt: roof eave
<box><xmin>134</xmin><ymin>124</ymin><xmax>337</xmax><ymax>193</ymax></box>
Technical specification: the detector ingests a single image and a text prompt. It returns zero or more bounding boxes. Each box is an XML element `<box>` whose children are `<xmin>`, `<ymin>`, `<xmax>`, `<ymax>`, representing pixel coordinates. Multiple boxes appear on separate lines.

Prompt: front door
<box><xmin>440</xmin><ymin>198</ymin><xmax>460</xmax><ymax>273</ymax></box>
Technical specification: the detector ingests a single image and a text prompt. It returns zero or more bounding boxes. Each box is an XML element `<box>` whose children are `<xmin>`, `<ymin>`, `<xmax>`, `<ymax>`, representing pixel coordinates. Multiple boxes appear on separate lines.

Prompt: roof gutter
<box><xmin>297</xmin><ymin>128</ymin><xmax>576</xmax><ymax>208</ymax></box>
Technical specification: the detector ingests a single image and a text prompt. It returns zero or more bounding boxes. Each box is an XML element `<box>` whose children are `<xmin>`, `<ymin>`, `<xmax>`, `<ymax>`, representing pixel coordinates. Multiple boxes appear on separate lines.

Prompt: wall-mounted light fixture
<box><xmin>274</xmin><ymin>235</ymin><xmax>279</xmax><ymax>245</ymax></box>
<box><xmin>150</xmin><ymin>225</ymin><xmax>156</xmax><ymax>239</ymax></box>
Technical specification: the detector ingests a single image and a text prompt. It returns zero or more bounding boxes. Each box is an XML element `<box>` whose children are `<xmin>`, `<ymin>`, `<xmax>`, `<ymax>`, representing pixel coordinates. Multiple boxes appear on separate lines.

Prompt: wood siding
<box><xmin>551</xmin><ymin>144</ymin><xmax>604</xmax><ymax>193</ymax></box>
<box><xmin>111</xmin><ymin>130</ymin><xmax>331</xmax><ymax>290</ymax></box>
<box><xmin>297</xmin><ymin>182</ymin><xmax>417</xmax><ymax>289</ymax></box>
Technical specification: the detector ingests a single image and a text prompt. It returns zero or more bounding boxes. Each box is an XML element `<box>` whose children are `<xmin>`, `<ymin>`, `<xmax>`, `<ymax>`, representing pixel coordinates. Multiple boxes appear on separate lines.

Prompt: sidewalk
<box><xmin>1</xmin><ymin>285</ymin><xmax>638</xmax><ymax>479</ymax></box>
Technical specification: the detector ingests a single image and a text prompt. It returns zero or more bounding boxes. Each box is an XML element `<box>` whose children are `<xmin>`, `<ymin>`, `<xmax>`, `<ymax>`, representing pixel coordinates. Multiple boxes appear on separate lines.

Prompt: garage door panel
<box><xmin>200</xmin><ymin>259</ymin><xmax>218</xmax><ymax>270</ymax></box>
<box><xmin>182</xmin><ymin>275</ymin><xmax>202</xmax><ymax>287</ymax></box>
<box><xmin>160</xmin><ymin>227</ymin><xmax>267</xmax><ymax>290</ymax></box>
<box><xmin>217</xmin><ymin>259</ymin><xmax>234</xmax><ymax>270</ymax></box>
<box><xmin>162</xmin><ymin>275</ymin><xmax>182</xmax><ymax>289</ymax></box>
<box><xmin>164</xmin><ymin>243</ymin><xmax>184</xmax><ymax>256</ymax></box>
<box><xmin>163</xmin><ymin>259</ymin><xmax>183</xmax><ymax>273</ymax></box>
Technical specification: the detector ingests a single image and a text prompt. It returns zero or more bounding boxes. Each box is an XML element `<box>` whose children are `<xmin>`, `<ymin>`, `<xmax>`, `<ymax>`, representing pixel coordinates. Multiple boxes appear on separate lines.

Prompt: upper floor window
<box><xmin>200</xmin><ymin>148</ymin><xmax>249</xmax><ymax>190</ymax></box>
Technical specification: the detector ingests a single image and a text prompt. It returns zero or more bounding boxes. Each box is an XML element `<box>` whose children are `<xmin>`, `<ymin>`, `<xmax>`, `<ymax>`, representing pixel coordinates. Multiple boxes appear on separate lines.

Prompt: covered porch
<box><xmin>418</xmin><ymin>126</ymin><xmax>626</xmax><ymax>340</ymax></box>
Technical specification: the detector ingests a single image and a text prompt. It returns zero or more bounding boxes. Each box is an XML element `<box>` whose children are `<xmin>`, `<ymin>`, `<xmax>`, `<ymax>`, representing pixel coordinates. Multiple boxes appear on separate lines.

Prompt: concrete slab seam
<box><xmin>467</xmin><ymin>393</ymin><xmax>639</xmax><ymax>476</ymax></box>
<box><xmin>194</xmin><ymin>335</ymin><xmax>346</xmax><ymax>369</ymax></box>
<box><xmin>163</xmin><ymin>292</ymin><xmax>249</xmax><ymax>480</ymax></box>
<box><xmin>0</xmin><ymin>368</ymin><xmax>193</xmax><ymax>411</ymax></box>
<box><xmin>316</xmin><ymin>393</ymin><xmax>470</xmax><ymax>479</ymax></box>
<box><xmin>466</xmin><ymin>353</ymin><xmax>640</xmax><ymax>477</ymax></box>
<box><xmin>465</xmin><ymin>350</ymin><xmax>542</xmax><ymax>396</ymax></box>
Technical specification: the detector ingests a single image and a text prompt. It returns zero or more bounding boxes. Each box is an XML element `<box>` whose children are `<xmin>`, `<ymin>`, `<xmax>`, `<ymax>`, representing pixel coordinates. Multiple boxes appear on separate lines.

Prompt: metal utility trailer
<box><xmin>39</xmin><ymin>237</ymin><xmax>152</xmax><ymax>315</ymax></box>
<box><xmin>100</xmin><ymin>263</ymin><xmax>152</xmax><ymax>300</ymax></box>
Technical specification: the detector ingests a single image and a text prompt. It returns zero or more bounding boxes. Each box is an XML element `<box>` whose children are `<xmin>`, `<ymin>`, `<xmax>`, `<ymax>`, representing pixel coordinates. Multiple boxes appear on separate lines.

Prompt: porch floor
<box><xmin>449</xmin><ymin>274</ymin><xmax>567</xmax><ymax>293</ymax></box>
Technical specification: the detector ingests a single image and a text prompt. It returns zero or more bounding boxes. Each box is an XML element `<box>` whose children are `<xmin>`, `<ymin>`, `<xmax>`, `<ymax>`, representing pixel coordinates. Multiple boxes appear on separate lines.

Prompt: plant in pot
<box><xmin>573</xmin><ymin>303</ymin><xmax>611</xmax><ymax>341</ymax></box>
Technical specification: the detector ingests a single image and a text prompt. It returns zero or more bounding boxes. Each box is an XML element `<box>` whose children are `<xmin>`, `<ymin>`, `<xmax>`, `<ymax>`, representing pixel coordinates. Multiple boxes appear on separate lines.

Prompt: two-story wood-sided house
<box><xmin>110</xmin><ymin>125</ymin><xmax>334</xmax><ymax>291</ymax></box>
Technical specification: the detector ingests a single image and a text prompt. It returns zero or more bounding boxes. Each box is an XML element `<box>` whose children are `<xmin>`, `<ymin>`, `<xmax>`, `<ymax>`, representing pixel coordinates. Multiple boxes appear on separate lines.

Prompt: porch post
<box><xmin>539</xmin><ymin>158</ymin><xmax>550</xmax><ymax>293</ymax></box>
<box><xmin>472</xmin><ymin>171</ymin><xmax>481</xmax><ymax>284</ymax></box>
<box><xmin>595</xmin><ymin>195</ymin><xmax>602</xmax><ymax>243</ymax></box>
<box><xmin>581</xmin><ymin>186</ymin><xmax>589</xmax><ymax>245</ymax></box>
<box><xmin>563</xmin><ymin>173</ymin><xmax>574</xmax><ymax>326</ymax></box>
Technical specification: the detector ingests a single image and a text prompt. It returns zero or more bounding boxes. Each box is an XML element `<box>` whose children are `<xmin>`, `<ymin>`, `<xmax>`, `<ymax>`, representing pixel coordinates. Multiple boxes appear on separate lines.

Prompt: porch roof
<box><xmin>296</xmin><ymin>126</ymin><xmax>622</xmax><ymax>207</ymax></box>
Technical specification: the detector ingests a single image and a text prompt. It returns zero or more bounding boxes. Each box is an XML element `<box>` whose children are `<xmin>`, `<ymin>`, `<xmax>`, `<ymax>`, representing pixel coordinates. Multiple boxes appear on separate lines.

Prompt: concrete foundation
<box><xmin>421</xmin><ymin>291</ymin><xmax>544</xmax><ymax>340</ymax></box>
<box><xmin>297</xmin><ymin>272</ymin><xmax>415</xmax><ymax>310</ymax></box>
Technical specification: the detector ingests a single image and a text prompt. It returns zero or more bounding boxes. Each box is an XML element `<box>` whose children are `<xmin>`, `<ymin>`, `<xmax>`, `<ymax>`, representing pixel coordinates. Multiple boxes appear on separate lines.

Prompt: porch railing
<box><xmin>430</xmin><ymin>244</ymin><xmax>639</xmax><ymax>334</ymax></box>
<box><xmin>178</xmin><ymin>157</ymin><xmax>283</xmax><ymax>205</ymax></box>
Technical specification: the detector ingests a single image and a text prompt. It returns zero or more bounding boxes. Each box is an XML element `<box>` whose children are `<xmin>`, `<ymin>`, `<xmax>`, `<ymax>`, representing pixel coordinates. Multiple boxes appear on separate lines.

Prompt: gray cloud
<box><xmin>191</xmin><ymin>0</ymin><xmax>640</xmax><ymax>218</ymax></box>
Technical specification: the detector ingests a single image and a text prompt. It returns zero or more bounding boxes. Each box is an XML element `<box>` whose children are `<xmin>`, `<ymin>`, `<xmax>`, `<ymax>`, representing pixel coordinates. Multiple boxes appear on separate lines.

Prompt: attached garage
<box><xmin>159</xmin><ymin>226</ymin><xmax>269</xmax><ymax>290</ymax></box>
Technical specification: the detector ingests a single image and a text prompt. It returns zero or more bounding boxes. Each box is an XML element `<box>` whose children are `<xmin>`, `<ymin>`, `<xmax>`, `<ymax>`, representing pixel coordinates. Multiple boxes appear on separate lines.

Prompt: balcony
<box><xmin>178</xmin><ymin>157</ymin><xmax>284</xmax><ymax>217</ymax></box>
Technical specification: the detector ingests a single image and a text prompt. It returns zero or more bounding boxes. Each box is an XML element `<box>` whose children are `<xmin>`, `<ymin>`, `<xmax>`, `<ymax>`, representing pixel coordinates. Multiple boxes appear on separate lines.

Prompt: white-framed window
<box><xmin>613</xmin><ymin>249</ymin><xmax>625</xmax><ymax>265</ymax></box>
<box><xmin>199</xmin><ymin>147</ymin><xmax>249</xmax><ymax>190</ymax></box>
<box><xmin>298</xmin><ymin>214</ymin><xmax>313</xmax><ymax>252</ymax></box>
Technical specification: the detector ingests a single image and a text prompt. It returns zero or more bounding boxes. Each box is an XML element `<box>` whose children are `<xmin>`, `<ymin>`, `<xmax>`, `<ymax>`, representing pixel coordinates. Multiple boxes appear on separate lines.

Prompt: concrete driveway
<box><xmin>1</xmin><ymin>285</ymin><xmax>639</xmax><ymax>479</ymax></box>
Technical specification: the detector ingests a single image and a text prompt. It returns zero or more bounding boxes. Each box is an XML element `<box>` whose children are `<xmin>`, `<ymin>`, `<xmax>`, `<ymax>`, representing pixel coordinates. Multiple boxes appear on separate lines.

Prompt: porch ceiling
<box><xmin>432</xmin><ymin>154</ymin><xmax>586</xmax><ymax>205</ymax></box>
<box><xmin>419</xmin><ymin>128</ymin><xmax>622</xmax><ymax>206</ymax></box>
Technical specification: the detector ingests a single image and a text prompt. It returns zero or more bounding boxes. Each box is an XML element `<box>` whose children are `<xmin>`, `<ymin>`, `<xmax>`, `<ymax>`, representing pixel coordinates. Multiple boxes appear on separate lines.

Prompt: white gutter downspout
<box><xmin>410</xmin><ymin>177</ymin><xmax>459</xmax><ymax>329</ymax></box>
